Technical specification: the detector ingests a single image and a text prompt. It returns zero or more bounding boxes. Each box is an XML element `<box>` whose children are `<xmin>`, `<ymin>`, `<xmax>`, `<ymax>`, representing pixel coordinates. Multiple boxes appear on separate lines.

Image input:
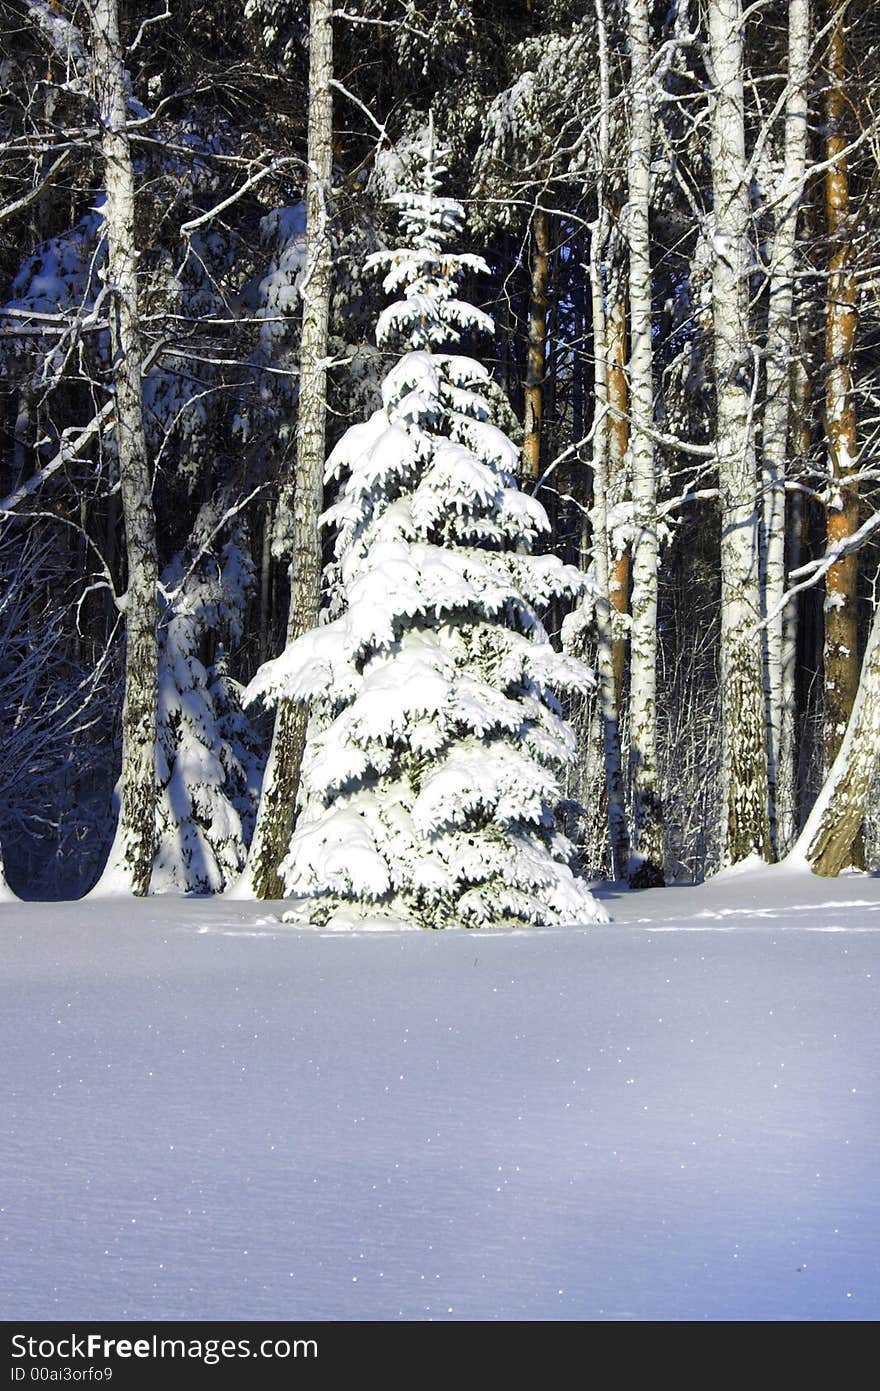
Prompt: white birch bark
<box><xmin>606</xmin><ymin>280</ymin><xmax>631</xmax><ymax>702</ymax></box>
<box><xmin>589</xmin><ymin>243</ymin><xmax>630</xmax><ymax>881</ymax></box>
<box><xmin>625</xmin><ymin>0</ymin><xmax>664</xmax><ymax>886</ymax></box>
<box><xmin>87</xmin><ymin>0</ymin><xmax>158</xmax><ymax>896</ymax></box>
<box><xmin>244</xmin><ymin>0</ymin><xmax>334</xmax><ymax>899</ymax></box>
<box><xmin>780</xmin><ymin>483</ymin><xmax>803</xmax><ymax>833</ymax></box>
<box><xmin>791</xmin><ymin>594</ymin><xmax>880</xmax><ymax>875</ymax></box>
<box><xmin>708</xmin><ymin>0</ymin><xmax>771</xmax><ymax>864</ymax></box>
<box><xmin>780</xmin><ymin>313</ymin><xmax>812</xmax><ymax>837</ymax></box>
<box><xmin>761</xmin><ymin>0</ymin><xmax>810</xmax><ymax>857</ymax></box>
<box><xmin>586</xmin><ymin>0</ymin><xmax>629</xmax><ymax>880</ymax></box>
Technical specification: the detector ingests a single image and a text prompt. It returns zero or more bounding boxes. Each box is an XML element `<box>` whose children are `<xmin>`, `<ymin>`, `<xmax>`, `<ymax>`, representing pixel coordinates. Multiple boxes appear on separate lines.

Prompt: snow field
<box><xmin>2</xmin><ymin>865</ymin><xmax>878</xmax><ymax>1321</ymax></box>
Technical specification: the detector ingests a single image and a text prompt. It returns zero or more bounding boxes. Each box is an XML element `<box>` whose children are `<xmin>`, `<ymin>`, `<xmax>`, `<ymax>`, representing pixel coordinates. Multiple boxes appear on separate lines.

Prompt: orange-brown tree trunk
<box><xmin>523</xmin><ymin>205</ymin><xmax>550</xmax><ymax>480</ymax></box>
<box><xmin>823</xmin><ymin>9</ymin><xmax>860</xmax><ymax>779</ymax></box>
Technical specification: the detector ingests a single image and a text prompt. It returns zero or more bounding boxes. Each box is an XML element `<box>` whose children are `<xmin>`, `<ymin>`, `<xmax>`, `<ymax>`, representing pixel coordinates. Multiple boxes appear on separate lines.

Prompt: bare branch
<box><xmin>0</xmin><ymin>152</ymin><xmax>73</xmax><ymax>226</ymax></box>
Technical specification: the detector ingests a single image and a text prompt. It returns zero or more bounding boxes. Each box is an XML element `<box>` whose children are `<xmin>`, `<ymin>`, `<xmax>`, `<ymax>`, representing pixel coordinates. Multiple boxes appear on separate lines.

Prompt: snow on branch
<box><xmin>0</xmin><ymin>340</ymin><xmax>165</xmax><ymax>515</ymax></box>
<box><xmin>178</xmin><ymin>159</ymin><xmax>304</xmax><ymax>235</ymax></box>
<box><xmin>757</xmin><ymin>508</ymin><xmax>880</xmax><ymax>634</ymax></box>
<box><xmin>24</xmin><ymin>1</ymin><xmax>89</xmax><ymax>87</ymax></box>
<box><xmin>128</xmin><ymin>3</ymin><xmax>171</xmax><ymax>55</ymax></box>
<box><xmin>0</xmin><ymin>400</ymin><xmax>114</xmax><ymax>515</ymax></box>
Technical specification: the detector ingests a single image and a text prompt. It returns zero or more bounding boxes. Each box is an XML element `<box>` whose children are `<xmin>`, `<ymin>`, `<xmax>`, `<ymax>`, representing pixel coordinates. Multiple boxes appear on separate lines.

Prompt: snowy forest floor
<box><xmin>2</xmin><ymin>866</ymin><xmax>879</xmax><ymax>1322</ymax></box>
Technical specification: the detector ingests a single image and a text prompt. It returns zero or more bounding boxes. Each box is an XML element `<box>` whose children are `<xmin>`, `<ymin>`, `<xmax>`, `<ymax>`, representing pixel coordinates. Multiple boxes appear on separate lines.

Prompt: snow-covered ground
<box><xmin>2</xmin><ymin>865</ymin><xmax>878</xmax><ymax>1322</ymax></box>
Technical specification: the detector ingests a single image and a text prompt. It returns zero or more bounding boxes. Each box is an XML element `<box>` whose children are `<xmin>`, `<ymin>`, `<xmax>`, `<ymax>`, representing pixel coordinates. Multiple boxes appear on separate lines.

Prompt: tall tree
<box><xmin>607</xmin><ymin>275</ymin><xmax>631</xmax><ymax>705</ymax></box>
<box><xmin>760</xmin><ymin>0</ymin><xmax>811</xmax><ymax>855</ymax></box>
<box><xmin>584</xmin><ymin>0</ymin><xmax>629</xmax><ymax>880</ymax></box>
<box><xmin>523</xmin><ymin>201</ymin><xmax>550</xmax><ymax>481</ymax></box>
<box><xmin>708</xmin><ymin>0</ymin><xmax>771</xmax><ymax>864</ymax></box>
<box><xmin>625</xmin><ymin>0</ymin><xmax>664</xmax><ymax>886</ymax></box>
<box><xmin>822</xmin><ymin>4</ymin><xmax>861</xmax><ymax>801</ymax></box>
<box><xmin>244</xmin><ymin>0</ymin><xmax>334</xmax><ymax>899</ymax></box>
<box><xmin>246</xmin><ymin>144</ymin><xmax>604</xmax><ymax>927</ymax></box>
<box><xmin>87</xmin><ymin>0</ymin><xmax>158</xmax><ymax>895</ymax></box>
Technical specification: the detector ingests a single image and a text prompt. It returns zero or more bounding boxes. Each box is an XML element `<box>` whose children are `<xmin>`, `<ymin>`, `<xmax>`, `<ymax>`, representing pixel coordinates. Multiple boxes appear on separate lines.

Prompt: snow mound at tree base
<box><xmin>281</xmin><ymin>896</ymin><xmax>609</xmax><ymax>931</ymax></box>
<box><xmin>282</xmin><ymin>903</ymin><xmax>423</xmax><ymax>931</ymax></box>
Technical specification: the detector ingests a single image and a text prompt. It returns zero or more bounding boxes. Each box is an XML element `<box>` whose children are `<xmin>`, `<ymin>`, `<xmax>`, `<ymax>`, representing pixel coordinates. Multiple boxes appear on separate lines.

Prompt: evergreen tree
<box><xmin>246</xmin><ymin>140</ymin><xmax>606</xmax><ymax>928</ymax></box>
<box><xmin>152</xmin><ymin>518</ymin><xmax>263</xmax><ymax>894</ymax></box>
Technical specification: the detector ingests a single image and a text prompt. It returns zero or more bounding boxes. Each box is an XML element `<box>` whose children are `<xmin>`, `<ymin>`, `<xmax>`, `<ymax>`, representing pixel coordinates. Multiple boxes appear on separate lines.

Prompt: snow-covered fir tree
<box><xmin>247</xmin><ymin>136</ymin><xmax>606</xmax><ymax>927</ymax></box>
<box><xmin>152</xmin><ymin>513</ymin><xmax>264</xmax><ymax>893</ymax></box>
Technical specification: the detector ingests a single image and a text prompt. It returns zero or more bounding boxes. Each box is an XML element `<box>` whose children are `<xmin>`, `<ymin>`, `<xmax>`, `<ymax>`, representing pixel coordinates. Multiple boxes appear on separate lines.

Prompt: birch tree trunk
<box><xmin>523</xmin><ymin>203</ymin><xmax>550</xmax><ymax>480</ymax></box>
<box><xmin>708</xmin><ymin>0</ymin><xmax>771</xmax><ymax>864</ymax></box>
<box><xmin>780</xmin><ymin>308</ymin><xmax>814</xmax><ymax>836</ymax></box>
<box><xmin>625</xmin><ymin>0</ymin><xmax>664</xmax><ymax>886</ymax></box>
<box><xmin>589</xmin><ymin>250</ymin><xmax>630</xmax><ymax>881</ymax></box>
<box><xmin>823</xmin><ymin>7</ymin><xmax>861</xmax><ymax>806</ymax></box>
<box><xmin>88</xmin><ymin>0</ymin><xmax>158</xmax><ymax>896</ymax></box>
<box><xmin>587</xmin><ymin>0</ymin><xmax>629</xmax><ymax>879</ymax></box>
<box><xmin>760</xmin><ymin>0</ymin><xmax>810</xmax><ymax>856</ymax></box>
<box><xmin>245</xmin><ymin>0</ymin><xmax>334</xmax><ymax>900</ymax></box>
<box><xmin>607</xmin><ymin>281</ymin><xmax>631</xmax><ymax>704</ymax></box>
<box><xmin>794</xmin><ymin>594</ymin><xmax>880</xmax><ymax>875</ymax></box>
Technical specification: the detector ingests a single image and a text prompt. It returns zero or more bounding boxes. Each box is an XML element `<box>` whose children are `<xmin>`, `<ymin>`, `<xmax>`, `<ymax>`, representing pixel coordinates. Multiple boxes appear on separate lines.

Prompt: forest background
<box><xmin>1</xmin><ymin>0</ymin><xmax>878</xmax><ymax>903</ymax></box>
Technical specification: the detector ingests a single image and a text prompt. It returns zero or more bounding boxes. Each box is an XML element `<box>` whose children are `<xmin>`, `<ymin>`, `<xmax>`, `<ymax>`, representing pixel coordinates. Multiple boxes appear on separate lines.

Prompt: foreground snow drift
<box><xmin>2</xmin><ymin>866</ymin><xmax>879</xmax><ymax>1321</ymax></box>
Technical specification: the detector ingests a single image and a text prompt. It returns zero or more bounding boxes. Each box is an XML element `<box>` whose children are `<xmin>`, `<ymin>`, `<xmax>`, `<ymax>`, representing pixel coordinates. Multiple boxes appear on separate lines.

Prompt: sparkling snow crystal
<box><xmin>246</xmin><ymin>135</ymin><xmax>605</xmax><ymax>928</ymax></box>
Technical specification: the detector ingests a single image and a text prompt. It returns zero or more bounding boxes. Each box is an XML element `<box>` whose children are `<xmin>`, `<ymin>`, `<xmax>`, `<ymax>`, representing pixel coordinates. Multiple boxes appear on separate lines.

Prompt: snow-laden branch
<box><xmin>789</xmin><ymin>510</ymin><xmax>880</xmax><ymax>584</ymax></box>
<box><xmin>163</xmin><ymin>483</ymin><xmax>273</xmax><ymax>606</ymax></box>
<box><xmin>755</xmin><ymin>129</ymin><xmax>873</xmax><ymax>224</ymax></box>
<box><xmin>529</xmin><ymin>408</ymin><xmax>715</xmax><ymax>499</ymax></box>
<box><xmin>0</xmin><ymin>340</ymin><xmax>165</xmax><ymax>514</ymax></box>
<box><xmin>330</xmin><ymin>79</ymin><xmax>390</xmax><ymax>142</ymax></box>
<box><xmin>0</xmin><ymin>401</ymin><xmax>115</xmax><ymax>515</ymax></box>
<box><xmin>632</xmin><ymin>417</ymin><xmax>715</xmax><ymax>459</ymax></box>
<box><xmin>24</xmin><ymin>1</ymin><xmax>89</xmax><ymax>85</ymax></box>
<box><xmin>128</xmin><ymin>3</ymin><xmax>171</xmax><ymax>55</ymax></box>
<box><xmin>0</xmin><ymin>302</ymin><xmax>109</xmax><ymax>335</ymax></box>
<box><xmin>756</xmin><ymin>509</ymin><xmax>880</xmax><ymax>634</ymax></box>
<box><xmin>332</xmin><ymin>9</ymin><xmax>432</xmax><ymax>41</ymax></box>
<box><xmin>530</xmin><ymin>417</ymin><xmax>604</xmax><ymax>495</ymax></box>
<box><xmin>178</xmin><ymin>159</ymin><xmax>303</xmax><ymax>234</ymax></box>
<box><xmin>658</xmin><ymin>488</ymin><xmax>719</xmax><ymax>518</ymax></box>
